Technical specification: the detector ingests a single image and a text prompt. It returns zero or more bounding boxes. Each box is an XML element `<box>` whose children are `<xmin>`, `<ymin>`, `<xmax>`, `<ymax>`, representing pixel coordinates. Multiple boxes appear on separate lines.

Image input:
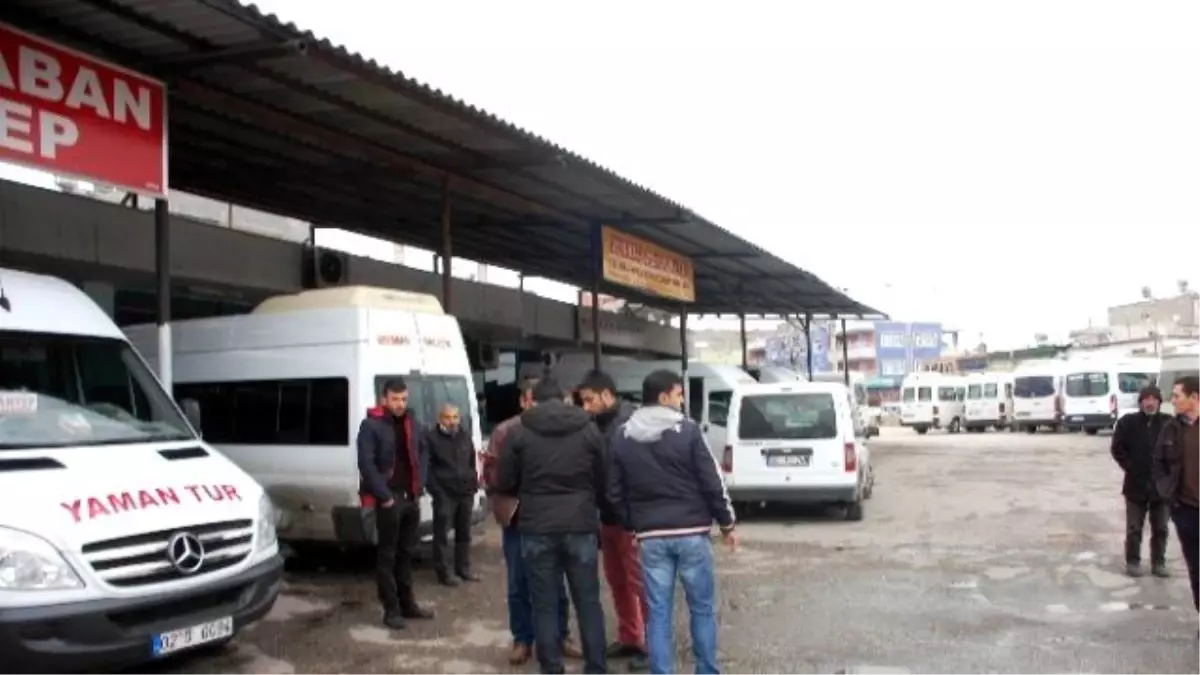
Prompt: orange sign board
<box><xmin>601</xmin><ymin>226</ymin><xmax>696</xmax><ymax>303</ymax></box>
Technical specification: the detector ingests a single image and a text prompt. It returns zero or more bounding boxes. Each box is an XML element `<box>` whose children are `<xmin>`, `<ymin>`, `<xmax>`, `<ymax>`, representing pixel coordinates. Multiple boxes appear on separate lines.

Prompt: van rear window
<box><xmin>983</xmin><ymin>383</ymin><xmax>999</xmax><ymax>398</ymax></box>
<box><xmin>1065</xmin><ymin>373</ymin><xmax>1108</xmax><ymax>397</ymax></box>
<box><xmin>918</xmin><ymin>387</ymin><xmax>932</xmax><ymax>402</ymax></box>
<box><xmin>967</xmin><ymin>385</ymin><xmax>983</xmax><ymax>400</ymax></box>
<box><xmin>1014</xmin><ymin>376</ymin><xmax>1055</xmax><ymax>398</ymax></box>
<box><xmin>738</xmin><ymin>393</ymin><xmax>837</xmax><ymax>440</ymax></box>
<box><xmin>902</xmin><ymin>388</ymin><xmax>915</xmax><ymax>402</ymax></box>
<box><xmin>1117</xmin><ymin>372</ymin><xmax>1154</xmax><ymax>394</ymax></box>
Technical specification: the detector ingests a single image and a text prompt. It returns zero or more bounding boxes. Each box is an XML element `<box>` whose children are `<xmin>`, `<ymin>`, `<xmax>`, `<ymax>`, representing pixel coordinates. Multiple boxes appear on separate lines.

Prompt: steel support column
<box><xmin>841</xmin><ymin>318</ymin><xmax>850</xmax><ymax>386</ymax></box>
<box><xmin>589</xmin><ymin>223</ymin><xmax>602</xmax><ymax>370</ymax></box>
<box><xmin>440</xmin><ymin>179</ymin><xmax>453</xmax><ymax>312</ymax></box>
<box><xmin>154</xmin><ymin>198</ymin><xmax>172</xmax><ymax>390</ymax></box>
<box><xmin>739</xmin><ymin>313</ymin><xmax>748</xmax><ymax>371</ymax></box>
<box><xmin>804</xmin><ymin>313</ymin><xmax>814</xmax><ymax>381</ymax></box>
<box><xmin>680</xmin><ymin>308</ymin><xmax>690</xmax><ymax>416</ymax></box>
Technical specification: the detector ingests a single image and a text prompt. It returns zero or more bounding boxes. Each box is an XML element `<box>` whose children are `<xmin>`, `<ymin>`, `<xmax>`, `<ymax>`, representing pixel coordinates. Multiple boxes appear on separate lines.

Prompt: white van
<box><xmin>1060</xmin><ymin>356</ymin><xmax>1159</xmax><ymax>433</ymax></box>
<box><xmin>524</xmin><ymin>355</ymin><xmax>756</xmax><ymax>458</ymax></box>
<box><xmin>1159</xmin><ymin>344</ymin><xmax>1199</xmax><ymax>415</ymax></box>
<box><xmin>0</xmin><ymin>269</ymin><xmax>281</xmax><ymax>671</ymax></box>
<box><xmin>812</xmin><ymin>371</ymin><xmax>881</xmax><ymax>437</ymax></box>
<box><xmin>722</xmin><ymin>381</ymin><xmax>873</xmax><ymax>521</ymax></box>
<box><xmin>1012</xmin><ymin>359</ymin><xmax>1067</xmax><ymax>433</ymax></box>
<box><xmin>899</xmin><ymin>372</ymin><xmax>967</xmax><ymax>434</ymax></box>
<box><xmin>126</xmin><ymin>286</ymin><xmax>486</xmax><ymax>547</ymax></box>
<box><xmin>963</xmin><ymin>371</ymin><xmax>1014</xmax><ymax>432</ymax></box>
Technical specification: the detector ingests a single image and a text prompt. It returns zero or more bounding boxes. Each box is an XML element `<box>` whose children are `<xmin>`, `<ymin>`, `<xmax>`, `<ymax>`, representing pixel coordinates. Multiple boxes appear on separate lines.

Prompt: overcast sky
<box><xmin>247</xmin><ymin>0</ymin><xmax>1198</xmax><ymax>348</ymax></box>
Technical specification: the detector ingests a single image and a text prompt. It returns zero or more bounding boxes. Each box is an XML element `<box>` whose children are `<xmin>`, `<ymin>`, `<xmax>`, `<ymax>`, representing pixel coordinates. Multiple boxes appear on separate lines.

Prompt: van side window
<box><xmin>708</xmin><ymin>391</ymin><xmax>731</xmax><ymax>427</ymax></box>
<box><xmin>175</xmin><ymin>378</ymin><xmax>350</xmax><ymax>445</ymax></box>
<box><xmin>688</xmin><ymin>376</ymin><xmax>704</xmax><ymax>423</ymax></box>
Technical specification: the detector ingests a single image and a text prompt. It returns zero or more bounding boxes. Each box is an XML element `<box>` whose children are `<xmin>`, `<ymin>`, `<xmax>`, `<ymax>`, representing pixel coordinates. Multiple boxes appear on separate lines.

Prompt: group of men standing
<box><xmin>357</xmin><ymin>369</ymin><xmax>737</xmax><ymax>674</ymax></box>
<box><xmin>1110</xmin><ymin>375</ymin><xmax>1199</xmax><ymax>630</ymax></box>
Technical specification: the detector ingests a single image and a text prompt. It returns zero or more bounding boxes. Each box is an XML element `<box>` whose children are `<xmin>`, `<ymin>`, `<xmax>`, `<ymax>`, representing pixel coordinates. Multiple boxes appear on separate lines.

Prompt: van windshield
<box><xmin>1065</xmin><ymin>372</ymin><xmax>1108</xmax><ymax>397</ymax></box>
<box><xmin>1014</xmin><ymin>376</ymin><xmax>1055</xmax><ymax>398</ymax></box>
<box><xmin>0</xmin><ymin>331</ymin><xmax>194</xmax><ymax>449</ymax></box>
<box><xmin>738</xmin><ymin>393</ymin><xmax>838</xmax><ymax>440</ymax></box>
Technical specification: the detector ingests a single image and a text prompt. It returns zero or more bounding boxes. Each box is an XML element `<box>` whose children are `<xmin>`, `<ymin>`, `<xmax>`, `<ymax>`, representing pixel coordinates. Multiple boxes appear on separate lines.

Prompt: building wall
<box><xmin>1107</xmin><ymin>293</ymin><xmax>1200</xmax><ymax>341</ymax></box>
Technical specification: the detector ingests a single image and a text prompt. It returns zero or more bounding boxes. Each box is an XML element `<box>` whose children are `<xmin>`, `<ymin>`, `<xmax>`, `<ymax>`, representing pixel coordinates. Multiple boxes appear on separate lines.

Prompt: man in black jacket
<box><xmin>607</xmin><ymin>369</ymin><xmax>736</xmax><ymax>675</ymax></box>
<box><xmin>1111</xmin><ymin>385</ymin><xmax>1172</xmax><ymax>578</ymax></box>
<box><xmin>578</xmin><ymin>370</ymin><xmax>646</xmax><ymax>668</ymax></box>
<box><xmin>496</xmin><ymin>378</ymin><xmax>610</xmax><ymax>675</ymax></box>
<box><xmin>424</xmin><ymin>402</ymin><xmax>481</xmax><ymax>587</ymax></box>
<box><xmin>357</xmin><ymin>377</ymin><xmax>434</xmax><ymax>630</ymax></box>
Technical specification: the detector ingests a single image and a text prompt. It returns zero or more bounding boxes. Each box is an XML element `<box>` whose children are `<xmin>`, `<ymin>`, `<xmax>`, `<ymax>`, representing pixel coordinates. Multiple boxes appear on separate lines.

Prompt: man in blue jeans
<box><xmin>607</xmin><ymin>369</ymin><xmax>738</xmax><ymax>674</ymax></box>
<box><xmin>497</xmin><ymin>378</ymin><xmax>611</xmax><ymax>674</ymax></box>
<box><xmin>486</xmin><ymin>379</ymin><xmax>578</xmax><ymax>665</ymax></box>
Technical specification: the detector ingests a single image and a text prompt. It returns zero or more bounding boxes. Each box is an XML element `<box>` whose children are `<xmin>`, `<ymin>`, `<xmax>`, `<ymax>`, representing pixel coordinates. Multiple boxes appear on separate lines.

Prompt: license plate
<box><xmin>1069</xmin><ymin>416</ymin><xmax>1084</xmax><ymax>422</ymax></box>
<box><xmin>767</xmin><ymin>455</ymin><xmax>810</xmax><ymax>467</ymax></box>
<box><xmin>1016</xmin><ymin>412</ymin><xmax>1030</xmax><ymax>418</ymax></box>
<box><xmin>152</xmin><ymin>617</ymin><xmax>234</xmax><ymax>657</ymax></box>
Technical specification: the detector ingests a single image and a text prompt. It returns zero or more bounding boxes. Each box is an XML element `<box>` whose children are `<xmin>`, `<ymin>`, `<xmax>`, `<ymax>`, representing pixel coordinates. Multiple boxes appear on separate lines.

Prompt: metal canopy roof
<box><xmin>1</xmin><ymin>0</ymin><xmax>884</xmax><ymax>318</ymax></box>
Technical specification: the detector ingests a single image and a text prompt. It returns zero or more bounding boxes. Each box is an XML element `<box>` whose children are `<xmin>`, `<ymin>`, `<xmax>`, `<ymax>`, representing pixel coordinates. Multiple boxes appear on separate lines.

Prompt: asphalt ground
<box><xmin>147</xmin><ymin>427</ymin><xmax>1200</xmax><ymax>674</ymax></box>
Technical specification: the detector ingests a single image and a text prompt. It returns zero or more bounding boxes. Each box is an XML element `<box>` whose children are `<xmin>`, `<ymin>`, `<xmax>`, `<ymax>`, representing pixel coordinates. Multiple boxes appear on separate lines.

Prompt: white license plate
<box><xmin>1069</xmin><ymin>415</ymin><xmax>1084</xmax><ymax>422</ymax></box>
<box><xmin>153</xmin><ymin>617</ymin><xmax>234</xmax><ymax>657</ymax></box>
<box><xmin>1016</xmin><ymin>412</ymin><xmax>1030</xmax><ymax>418</ymax></box>
<box><xmin>767</xmin><ymin>455</ymin><xmax>810</xmax><ymax>467</ymax></box>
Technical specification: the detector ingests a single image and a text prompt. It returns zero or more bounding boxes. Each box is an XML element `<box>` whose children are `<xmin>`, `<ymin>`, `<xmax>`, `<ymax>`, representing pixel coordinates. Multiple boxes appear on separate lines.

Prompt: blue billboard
<box><xmin>873</xmin><ymin>321</ymin><xmax>943</xmax><ymax>377</ymax></box>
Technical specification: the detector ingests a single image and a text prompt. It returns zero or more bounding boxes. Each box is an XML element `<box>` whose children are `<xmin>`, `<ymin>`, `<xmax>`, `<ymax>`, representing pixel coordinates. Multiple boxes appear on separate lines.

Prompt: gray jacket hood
<box><xmin>623</xmin><ymin>405</ymin><xmax>687</xmax><ymax>443</ymax></box>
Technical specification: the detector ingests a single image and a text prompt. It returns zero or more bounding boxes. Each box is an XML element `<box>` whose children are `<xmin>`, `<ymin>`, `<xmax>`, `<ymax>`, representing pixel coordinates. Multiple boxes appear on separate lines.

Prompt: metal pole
<box><xmin>154</xmin><ymin>198</ymin><xmax>172</xmax><ymax>391</ymax></box>
<box><xmin>841</xmin><ymin>318</ymin><xmax>850</xmax><ymax>386</ymax></box>
<box><xmin>440</xmin><ymin>179</ymin><xmax>453</xmax><ymax>312</ymax></box>
<box><xmin>590</xmin><ymin>223</ymin><xmax>602</xmax><ymax>370</ymax></box>
<box><xmin>680</xmin><ymin>307</ymin><xmax>689</xmax><ymax>416</ymax></box>
<box><xmin>804</xmin><ymin>313</ymin><xmax>814</xmax><ymax>381</ymax></box>
<box><xmin>739</xmin><ymin>313</ymin><xmax>748</xmax><ymax>371</ymax></box>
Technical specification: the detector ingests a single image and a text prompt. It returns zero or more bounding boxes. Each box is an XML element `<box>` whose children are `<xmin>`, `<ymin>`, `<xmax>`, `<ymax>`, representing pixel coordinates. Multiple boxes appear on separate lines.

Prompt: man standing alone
<box><xmin>424</xmin><ymin>403</ymin><xmax>481</xmax><ymax>587</ymax></box>
<box><xmin>577</xmin><ymin>370</ymin><xmax>647</xmax><ymax>670</ymax></box>
<box><xmin>1154</xmin><ymin>375</ymin><xmax>1200</xmax><ymax>628</ymax></box>
<box><xmin>497</xmin><ymin>378</ymin><xmax>610</xmax><ymax>674</ymax></box>
<box><xmin>1111</xmin><ymin>385</ymin><xmax>1172</xmax><ymax>577</ymax></box>
<box><xmin>356</xmin><ymin>378</ymin><xmax>434</xmax><ymax>630</ymax></box>
<box><xmin>607</xmin><ymin>370</ymin><xmax>737</xmax><ymax>675</ymax></box>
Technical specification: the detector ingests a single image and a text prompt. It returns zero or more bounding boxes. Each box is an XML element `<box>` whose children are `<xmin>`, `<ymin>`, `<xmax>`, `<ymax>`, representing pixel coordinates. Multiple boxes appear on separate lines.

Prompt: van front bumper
<box><xmin>0</xmin><ymin>554</ymin><xmax>283</xmax><ymax>674</ymax></box>
<box><xmin>729</xmin><ymin>485</ymin><xmax>859</xmax><ymax>504</ymax></box>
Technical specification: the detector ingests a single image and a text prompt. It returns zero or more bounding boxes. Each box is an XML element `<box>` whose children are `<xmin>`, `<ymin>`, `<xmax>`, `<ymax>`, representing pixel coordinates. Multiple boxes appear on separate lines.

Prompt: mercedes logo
<box><xmin>166</xmin><ymin>532</ymin><xmax>206</xmax><ymax>575</ymax></box>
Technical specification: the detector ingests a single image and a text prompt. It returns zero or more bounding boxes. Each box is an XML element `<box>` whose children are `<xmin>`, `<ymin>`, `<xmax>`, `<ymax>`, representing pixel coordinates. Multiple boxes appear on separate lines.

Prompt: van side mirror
<box><xmin>180</xmin><ymin>398</ymin><xmax>202</xmax><ymax>435</ymax></box>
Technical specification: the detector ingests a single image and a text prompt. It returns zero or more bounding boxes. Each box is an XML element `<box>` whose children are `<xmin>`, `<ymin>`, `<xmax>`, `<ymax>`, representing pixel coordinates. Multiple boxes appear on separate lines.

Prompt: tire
<box><xmin>915</xmin><ymin>426</ymin><xmax>929</xmax><ymax>435</ymax></box>
<box><xmin>844</xmin><ymin>501</ymin><xmax>864</xmax><ymax>521</ymax></box>
<box><xmin>1085</xmin><ymin>427</ymin><xmax>1099</xmax><ymax>436</ymax></box>
<box><xmin>1026</xmin><ymin>425</ymin><xmax>1038</xmax><ymax>434</ymax></box>
<box><xmin>948</xmin><ymin>418</ymin><xmax>962</xmax><ymax>433</ymax></box>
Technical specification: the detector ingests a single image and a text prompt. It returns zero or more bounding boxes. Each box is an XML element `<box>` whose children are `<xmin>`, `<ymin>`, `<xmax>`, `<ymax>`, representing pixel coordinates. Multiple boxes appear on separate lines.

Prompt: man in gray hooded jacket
<box><xmin>606</xmin><ymin>369</ymin><xmax>737</xmax><ymax>675</ymax></box>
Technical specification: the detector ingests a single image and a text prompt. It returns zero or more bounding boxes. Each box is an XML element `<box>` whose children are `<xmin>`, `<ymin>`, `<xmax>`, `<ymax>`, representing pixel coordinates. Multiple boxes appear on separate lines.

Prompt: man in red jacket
<box><xmin>357</xmin><ymin>377</ymin><xmax>434</xmax><ymax>630</ymax></box>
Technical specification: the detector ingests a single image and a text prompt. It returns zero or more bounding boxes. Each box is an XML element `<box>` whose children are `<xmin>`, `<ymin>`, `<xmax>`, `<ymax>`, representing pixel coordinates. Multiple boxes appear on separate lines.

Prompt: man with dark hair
<box><xmin>1154</xmin><ymin>374</ymin><xmax>1200</xmax><ymax>629</ymax></box>
<box><xmin>578</xmin><ymin>370</ymin><xmax>647</xmax><ymax>668</ymax></box>
<box><xmin>1111</xmin><ymin>385</ymin><xmax>1172</xmax><ymax>577</ymax></box>
<box><xmin>608</xmin><ymin>369</ymin><xmax>736</xmax><ymax>675</ymax></box>
<box><xmin>357</xmin><ymin>377</ymin><xmax>434</xmax><ymax>630</ymax></box>
<box><xmin>497</xmin><ymin>377</ymin><xmax>610</xmax><ymax>674</ymax></box>
<box><xmin>423</xmin><ymin>402</ymin><xmax>480</xmax><ymax>587</ymax></box>
<box><xmin>485</xmin><ymin>378</ymin><xmax>578</xmax><ymax>666</ymax></box>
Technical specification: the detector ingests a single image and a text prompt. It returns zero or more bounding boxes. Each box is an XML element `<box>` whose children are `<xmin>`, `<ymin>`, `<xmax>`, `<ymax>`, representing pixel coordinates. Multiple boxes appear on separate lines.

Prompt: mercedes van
<box><xmin>0</xmin><ymin>268</ymin><xmax>281</xmax><ymax>672</ymax></box>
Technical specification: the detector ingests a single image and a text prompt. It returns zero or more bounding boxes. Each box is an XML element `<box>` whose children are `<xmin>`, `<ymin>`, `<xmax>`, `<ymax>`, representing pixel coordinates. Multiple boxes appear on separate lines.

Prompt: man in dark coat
<box><xmin>1111</xmin><ymin>385</ymin><xmax>1171</xmax><ymax>577</ymax></box>
<box><xmin>423</xmin><ymin>402</ymin><xmax>481</xmax><ymax>587</ymax></box>
<box><xmin>357</xmin><ymin>377</ymin><xmax>434</xmax><ymax>630</ymax></box>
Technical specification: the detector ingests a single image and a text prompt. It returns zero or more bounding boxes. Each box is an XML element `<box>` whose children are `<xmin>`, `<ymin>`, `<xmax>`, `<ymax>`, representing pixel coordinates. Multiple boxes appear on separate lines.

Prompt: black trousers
<box><xmin>1125</xmin><ymin>497</ymin><xmax>1171</xmax><ymax>565</ymax></box>
<box><xmin>375</xmin><ymin>492</ymin><xmax>420</xmax><ymax>614</ymax></box>
<box><xmin>432</xmin><ymin>491</ymin><xmax>474</xmax><ymax>579</ymax></box>
<box><xmin>1173</xmin><ymin>504</ymin><xmax>1199</xmax><ymax>611</ymax></box>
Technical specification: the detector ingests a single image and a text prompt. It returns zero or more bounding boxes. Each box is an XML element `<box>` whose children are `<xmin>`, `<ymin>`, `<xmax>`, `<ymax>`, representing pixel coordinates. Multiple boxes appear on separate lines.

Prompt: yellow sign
<box><xmin>601</xmin><ymin>226</ymin><xmax>696</xmax><ymax>303</ymax></box>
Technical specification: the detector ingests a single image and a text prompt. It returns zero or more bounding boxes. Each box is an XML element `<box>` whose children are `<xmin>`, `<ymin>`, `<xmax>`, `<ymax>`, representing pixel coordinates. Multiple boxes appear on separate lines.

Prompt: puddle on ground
<box><xmin>263</xmin><ymin>594</ymin><xmax>334</xmax><ymax>622</ymax></box>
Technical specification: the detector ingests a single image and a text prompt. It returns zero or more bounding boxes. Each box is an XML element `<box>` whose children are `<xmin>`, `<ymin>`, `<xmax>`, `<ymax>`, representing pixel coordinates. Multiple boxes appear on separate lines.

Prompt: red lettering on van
<box><xmin>107</xmin><ymin>492</ymin><xmax>136</xmax><ymax>513</ymax></box>
<box><xmin>61</xmin><ymin>499</ymin><xmax>82</xmax><ymax>523</ymax></box>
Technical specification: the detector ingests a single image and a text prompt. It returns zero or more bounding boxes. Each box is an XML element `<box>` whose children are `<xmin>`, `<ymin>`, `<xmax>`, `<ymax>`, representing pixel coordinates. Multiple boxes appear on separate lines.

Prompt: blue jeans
<box><xmin>521</xmin><ymin>532</ymin><xmax>608</xmax><ymax>674</ymax></box>
<box><xmin>502</xmin><ymin>525</ymin><xmax>569</xmax><ymax>646</ymax></box>
<box><xmin>640</xmin><ymin>534</ymin><xmax>720</xmax><ymax>674</ymax></box>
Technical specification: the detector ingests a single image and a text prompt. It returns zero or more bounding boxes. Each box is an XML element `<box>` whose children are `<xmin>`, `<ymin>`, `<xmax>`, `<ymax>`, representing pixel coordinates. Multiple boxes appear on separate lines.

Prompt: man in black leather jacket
<box><xmin>1111</xmin><ymin>385</ymin><xmax>1171</xmax><ymax>577</ymax></box>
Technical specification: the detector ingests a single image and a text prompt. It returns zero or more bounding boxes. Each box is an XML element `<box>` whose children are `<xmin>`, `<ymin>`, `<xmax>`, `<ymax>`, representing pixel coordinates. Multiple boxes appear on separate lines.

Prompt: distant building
<box><xmin>1067</xmin><ymin>287</ymin><xmax>1198</xmax><ymax>356</ymax></box>
<box><xmin>832</xmin><ymin>320</ymin><xmax>956</xmax><ymax>380</ymax></box>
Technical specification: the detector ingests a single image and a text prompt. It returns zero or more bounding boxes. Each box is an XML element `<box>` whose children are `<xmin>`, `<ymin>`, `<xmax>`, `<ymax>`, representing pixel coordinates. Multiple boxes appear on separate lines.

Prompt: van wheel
<box><xmin>1025</xmin><ymin>425</ymin><xmax>1037</xmax><ymax>434</ymax></box>
<box><xmin>843</xmin><ymin>501</ymin><xmax>864</xmax><ymax>522</ymax></box>
<box><xmin>1085</xmin><ymin>427</ymin><xmax>1099</xmax><ymax>436</ymax></box>
<box><xmin>948</xmin><ymin>418</ymin><xmax>962</xmax><ymax>433</ymax></box>
<box><xmin>914</xmin><ymin>426</ymin><xmax>929</xmax><ymax>435</ymax></box>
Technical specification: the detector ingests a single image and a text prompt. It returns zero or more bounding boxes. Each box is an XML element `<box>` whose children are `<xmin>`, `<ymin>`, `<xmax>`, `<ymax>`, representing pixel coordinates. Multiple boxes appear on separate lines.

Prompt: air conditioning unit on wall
<box><xmin>301</xmin><ymin>245</ymin><xmax>350</xmax><ymax>288</ymax></box>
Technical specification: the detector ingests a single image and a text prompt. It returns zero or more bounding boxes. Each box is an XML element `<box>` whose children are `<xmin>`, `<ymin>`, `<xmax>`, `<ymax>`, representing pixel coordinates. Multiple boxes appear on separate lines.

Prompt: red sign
<box><xmin>0</xmin><ymin>22</ymin><xmax>167</xmax><ymax>196</ymax></box>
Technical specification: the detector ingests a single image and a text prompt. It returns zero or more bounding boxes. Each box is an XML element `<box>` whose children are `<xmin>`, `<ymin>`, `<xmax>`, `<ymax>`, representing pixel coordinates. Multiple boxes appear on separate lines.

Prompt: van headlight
<box><xmin>256</xmin><ymin>495</ymin><xmax>278</xmax><ymax>551</ymax></box>
<box><xmin>0</xmin><ymin>527</ymin><xmax>83</xmax><ymax>590</ymax></box>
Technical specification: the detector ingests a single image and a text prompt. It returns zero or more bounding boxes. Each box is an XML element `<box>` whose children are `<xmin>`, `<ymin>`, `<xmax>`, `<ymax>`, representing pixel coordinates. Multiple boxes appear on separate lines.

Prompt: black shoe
<box><xmin>401</xmin><ymin>605</ymin><xmax>435</xmax><ymax>620</ymax></box>
<box><xmin>457</xmin><ymin>570</ymin><xmax>481</xmax><ymax>582</ymax></box>
<box><xmin>383</xmin><ymin>612</ymin><xmax>407</xmax><ymax>630</ymax></box>
<box><xmin>606</xmin><ymin>642</ymin><xmax>644</xmax><ymax>658</ymax></box>
<box><xmin>438</xmin><ymin>575</ymin><xmax>461</xmax><ymax>587</ymax></box>
<box><xmin>629</xmin><ymin>652</ymin><xmax>650</xmax><ymax>672</ymax></box>
<box><xmin>1151</xmin><ymin>561</ymin><xmax>1170</xmax><ymax>578</ymax></box>
<box><xmin>1126</xmin><ymin>561</ymin><xmax>1144</xmax><ymax>578</ymax></box>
